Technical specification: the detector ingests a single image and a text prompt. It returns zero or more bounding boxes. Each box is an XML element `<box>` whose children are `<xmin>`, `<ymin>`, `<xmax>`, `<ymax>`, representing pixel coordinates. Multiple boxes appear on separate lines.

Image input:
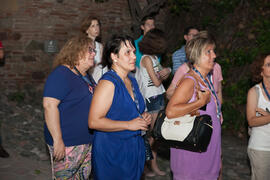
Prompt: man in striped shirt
<box><xmin>172</xmin><ymin>26</ymin><xmax>199</xmax><ymax>74</ymax></box>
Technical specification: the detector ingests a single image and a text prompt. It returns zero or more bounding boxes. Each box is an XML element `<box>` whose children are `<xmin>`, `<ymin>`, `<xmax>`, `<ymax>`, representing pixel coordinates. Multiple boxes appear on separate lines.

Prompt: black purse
<box><xmin>152</xmin><ymin>109</ymin><xmax>213</xmax><ymax>153</ymax></box>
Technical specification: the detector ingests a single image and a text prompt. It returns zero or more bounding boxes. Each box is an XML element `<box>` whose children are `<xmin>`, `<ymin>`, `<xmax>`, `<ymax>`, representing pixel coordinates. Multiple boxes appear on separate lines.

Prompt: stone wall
<box><xmin>0</xmin><ymin>0</ymin><xmax>166</xmax><ymax>92</ymax></box>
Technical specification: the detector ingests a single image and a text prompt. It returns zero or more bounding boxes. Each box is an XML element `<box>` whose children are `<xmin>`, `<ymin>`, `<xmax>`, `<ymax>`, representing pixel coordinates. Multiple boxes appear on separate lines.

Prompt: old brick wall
<box><xmin>0</xmin><ymin>0</ymin><xmax>166</xmax><ymax>93</ymax></box>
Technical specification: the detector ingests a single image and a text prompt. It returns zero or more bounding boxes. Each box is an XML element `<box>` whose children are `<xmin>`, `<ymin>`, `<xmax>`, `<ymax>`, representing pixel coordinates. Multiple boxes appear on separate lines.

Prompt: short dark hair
<box><xmin>141</xmin><ymin>15</ymin><xmax>155</xmax><ymax>26</ymax></box>
<box><xmin>184</xmin><ymin>26</ymin><xmax>199</xmax><ymax>35</ymax></box>
<box><xmin>251</xmin><ymin>53</ymin><xmax>270</xmax><ymax>83</ymax></box>
<box><xmin>139</xmin><ymin>28</ymin><xmax>167</xmax><ymax>56</ymax></box>
<box><xmin>101</xmin><ymin>34</ymin><xmax>134</xmax><ymax>69</ymax></box>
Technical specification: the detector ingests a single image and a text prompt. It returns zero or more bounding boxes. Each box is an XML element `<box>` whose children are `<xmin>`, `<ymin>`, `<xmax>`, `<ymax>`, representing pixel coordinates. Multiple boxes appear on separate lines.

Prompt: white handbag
<box><xmin>161</xmin><ymin>114</ymin><xmax>196</xmax><ymax>141</ymax></box>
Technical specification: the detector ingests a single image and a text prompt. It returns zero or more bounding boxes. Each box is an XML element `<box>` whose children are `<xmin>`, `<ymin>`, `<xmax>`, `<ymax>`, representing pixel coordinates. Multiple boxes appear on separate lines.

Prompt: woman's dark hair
<box><xmin>251</xmin><ymin>53</ymin><xmax>270</xmax><ymax>83</ymax></box>
<box><xmin>139</xmin><ymin>28</ymin><xmax>167</xmax><ymax>55</ymax></box>
<box><xmin>101</xmin><ymin>34</ymin><xmax>134</xmax><ymax>69</ymax></box>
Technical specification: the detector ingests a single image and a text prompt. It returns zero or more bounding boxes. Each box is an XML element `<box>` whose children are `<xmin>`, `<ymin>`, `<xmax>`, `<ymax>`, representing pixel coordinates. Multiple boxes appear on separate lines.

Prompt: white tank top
<box><xmin>92</xmin><ymin>41</ymin><xmax>107</xmax><ymax>83</ymax></box>
<box><xmin>135</xmin><ymin>55</ymin><xmax>165</xmax><ymax>99</ymax></box>
<box><xmin>248</xmin><ymin>84</ymin><xmax>270</xmax><ymax>151</ymax></box>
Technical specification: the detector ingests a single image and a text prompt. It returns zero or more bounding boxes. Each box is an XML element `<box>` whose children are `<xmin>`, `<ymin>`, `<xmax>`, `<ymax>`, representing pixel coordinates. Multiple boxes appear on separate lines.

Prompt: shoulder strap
<box><xmin>177</xmin><ymin>71</ymin><xmax>201</xmax><ymax>94</ymax></box>
<box><xmin>255</xmin><ymin>85</ymin><xmax>260</xmax><ymax>106</ymax></box>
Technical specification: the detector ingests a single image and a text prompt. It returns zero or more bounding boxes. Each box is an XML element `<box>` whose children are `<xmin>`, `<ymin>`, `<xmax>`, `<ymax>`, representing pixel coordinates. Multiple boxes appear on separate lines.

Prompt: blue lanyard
<box><xmin>262</xmin><ymin>81</ymin><xmax>270</xmax><ymax>101</ymax></box>
<box><xmin>192</xmin><ymin>67</ymin><xmax>221</xmax><ymax>119</ymax></box>
<box><xmin>74</xmin><ymin>67</ymin><xmax>96</xmax><ymax>94</ymax></box>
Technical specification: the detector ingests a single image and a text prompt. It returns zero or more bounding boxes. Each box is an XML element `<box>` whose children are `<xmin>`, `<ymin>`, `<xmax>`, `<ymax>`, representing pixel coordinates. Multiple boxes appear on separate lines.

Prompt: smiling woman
<box><xmin>89</xmin><ymin>34</ymin><xmax>152</xmax><ymax>180</ymax></box>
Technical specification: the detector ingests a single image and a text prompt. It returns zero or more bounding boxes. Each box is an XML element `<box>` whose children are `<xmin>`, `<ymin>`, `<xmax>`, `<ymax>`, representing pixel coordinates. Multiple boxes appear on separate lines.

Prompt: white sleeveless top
<box><xmin>135</xmin><ymin>55</ymin><xmax>165</xmax><ymax>99</ymax></box>
<box><xmin>92</xmin><ymin>41</ymin><xmax>107</xmax><ymax>83</ymax></box>
<box><xmin>248</xmin><ymin>84</ymin><xmax>270</xmax><ymax>151</ymax></box>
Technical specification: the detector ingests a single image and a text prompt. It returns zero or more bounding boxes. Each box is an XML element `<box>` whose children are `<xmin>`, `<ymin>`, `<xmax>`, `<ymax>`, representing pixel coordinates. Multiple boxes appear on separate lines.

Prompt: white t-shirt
<box><xmin>248</xmin><ymin>84</ymin><xmax>270</xmax><ymax>151</ymax></box>
<box><xmin>92</xmin><ymin>41</ymin><xmax>107</xmax><ymax>83</ymax></box>
<box><xmin>135</xmin><ymin>55</ymin><xmax>165</xmax><ymax>99</ymax></box>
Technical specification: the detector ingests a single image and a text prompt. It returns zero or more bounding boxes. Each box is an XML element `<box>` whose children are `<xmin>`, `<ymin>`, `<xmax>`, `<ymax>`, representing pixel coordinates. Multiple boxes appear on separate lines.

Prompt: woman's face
<box><xmin>79</xmin><ymin>43</ymin><xmax>96</xmax><ymax>71</ymax></box>
<box><xmin>198</xmin><ymin>44</ymin><xmax>216</xmax><ymax>72</ymax></box>
<box><xmin>86</xmin><ymin>20</ymin><xmax>100</xmax><ymax>40</ymax></box>
<box><xmin>262</xmin><ymin>55</ymin><xmax>270</xmax><ymax>78</ymax></box>
<box><xmin>112</xmin><ymin>40</ymin><xmax>136</xmax><ymax>72</ymax></box>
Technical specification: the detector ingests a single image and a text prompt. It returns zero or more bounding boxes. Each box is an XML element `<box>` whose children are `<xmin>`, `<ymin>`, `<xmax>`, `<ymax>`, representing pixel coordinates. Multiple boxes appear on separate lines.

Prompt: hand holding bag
<box><xmin>152</xmin><ymin>73</ymin><xmax>213</xmax><ymax>152</ymax></box>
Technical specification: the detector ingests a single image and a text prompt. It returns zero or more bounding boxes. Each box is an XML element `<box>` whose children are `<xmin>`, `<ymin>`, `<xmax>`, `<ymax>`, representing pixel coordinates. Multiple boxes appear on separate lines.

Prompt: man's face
<box><xmin>0</xmin><ymin>49</ymin><xmax>4</xmax><ymax>59</ymax></box>
<box><xmin>184</xmin><ymin>29</ymin><xmax>199</xmax><ymax>43</ymax></box>
<box><xmin>141</xmin><ymin>19</ymin><xmax>155</xmax><ymax>35</ymax></box>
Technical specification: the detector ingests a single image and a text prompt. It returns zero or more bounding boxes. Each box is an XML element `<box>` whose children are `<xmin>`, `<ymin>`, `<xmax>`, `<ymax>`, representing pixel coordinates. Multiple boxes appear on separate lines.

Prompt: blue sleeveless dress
<box><xmin>92</xmin><ymin>70</ymin><xmax>146</xmax><ymax>180</ymax></box>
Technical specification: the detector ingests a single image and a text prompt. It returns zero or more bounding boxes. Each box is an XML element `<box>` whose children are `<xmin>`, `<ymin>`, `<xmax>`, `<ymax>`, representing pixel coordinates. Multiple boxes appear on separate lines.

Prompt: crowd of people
<box><xmin>40</xmin><ymin>14</ymin><xmax>270</xmax><ymax>180</ymax></box>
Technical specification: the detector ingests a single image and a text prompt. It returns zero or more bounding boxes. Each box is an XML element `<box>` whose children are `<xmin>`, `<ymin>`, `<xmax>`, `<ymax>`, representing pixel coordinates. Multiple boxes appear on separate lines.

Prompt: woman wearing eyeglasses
<box><xmin>43</xmin><ymin>36</ymin><xmax>96</xmax><ymax>179</ymax></box>
<box><xmin>247</xmin><ymin>53</ymin><xmax>270</xmax><ymax>180</ymax></box>
<box><xmin>80</xmin><ymin>15</ymin><xmax>107</xmax><ymax>82</ymax></box>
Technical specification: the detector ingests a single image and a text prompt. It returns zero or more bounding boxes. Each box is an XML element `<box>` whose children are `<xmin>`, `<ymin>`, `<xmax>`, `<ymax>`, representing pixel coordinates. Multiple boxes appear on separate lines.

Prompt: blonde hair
<box><xmin>185</xmin><ymin>31</ymin><xmax>215</xmax><ymax>65</ymax></box>
<box><xmin>53</xmin><ymin>36</ymin><xmax>93</xmax><ymax>69</ymax></box>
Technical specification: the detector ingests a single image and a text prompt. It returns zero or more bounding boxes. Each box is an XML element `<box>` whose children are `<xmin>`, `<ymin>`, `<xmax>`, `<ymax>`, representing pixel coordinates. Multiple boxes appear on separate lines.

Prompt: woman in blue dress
<box><xmin>88</xmin><ymin>34</ymin><xmax>152</xmax><ymax>180</ymax></box>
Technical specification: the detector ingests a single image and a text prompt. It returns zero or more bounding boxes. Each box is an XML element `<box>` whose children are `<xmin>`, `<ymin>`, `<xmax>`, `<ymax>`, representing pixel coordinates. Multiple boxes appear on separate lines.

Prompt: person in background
<box><xmin>172</xmin><ymin>26</ymin><xmax>199</xmax><ymax>74</ymax></box>
<box><xmin>89</xmin><ymin>34</ymin><xmax>152</xmax><ymax>180</ymax></box>
<box><xmin>246</xmin><ymin>53</ymin><xmax>270</xmax><ymax>180</ymax></box>
<box><xmin>166</xmin><ymin>31</ymin><xmax>222</xmax><ymax>180</ymax></box>
<box><xmin>80</xmin><ymin>15</ymin><xmax>107</xmax><ymax>82</ymax></box>
<box><xmin>135</xmin><ymin>15</ymin><xmax>156</xmax><ymax>68</ymax></box>
<box><xmin>136</xmin><ymin>28</ymin><xmax>171</xmax><ymax>177</ymax></box>
<box><xmin>43</xmin><ymin>36</ymin><xmax>96</xmax><ymax>179</ymax></box>
<box><xmin>0</xmin><ymin>41</ymin><xmax>9</xmax><ymax>158</ymax></box>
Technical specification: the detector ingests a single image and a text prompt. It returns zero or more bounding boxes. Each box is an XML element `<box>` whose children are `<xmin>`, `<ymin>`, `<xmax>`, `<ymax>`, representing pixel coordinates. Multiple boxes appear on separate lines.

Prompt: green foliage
<box><xmin>210</xmin><ymin>0</ymin><xmax>240</xmax><ymax>14</ymax></box>
<box><xmin>253</xmin><ymin>19</ymin><xmax>270</xmax><ymax>53</ymax></box>
<box><xmin>168</xmin><ymin>0</ymin><xmax>191</xmax><ymax>14</ymax></box>
<box><xmin>168</xmin><ymin>0</ymin><xmax>270</xmax><ymax>133</ymax></box>
<box><xmin>34</xmin><ymin>169</ymin><xmax>41</xmax><ymax>175</ymax></box>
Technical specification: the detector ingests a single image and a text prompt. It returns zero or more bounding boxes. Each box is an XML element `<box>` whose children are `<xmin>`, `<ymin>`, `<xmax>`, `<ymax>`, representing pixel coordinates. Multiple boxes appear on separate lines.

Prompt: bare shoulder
<box><xmin>141</xmin><ymin>56</ymin><xmax>152</xmax><ymax>67</ymax></box>
<box><xmin>96</xmin><ymin>79</ymin><xmax>114</xmax><ymax>91</ymax></box>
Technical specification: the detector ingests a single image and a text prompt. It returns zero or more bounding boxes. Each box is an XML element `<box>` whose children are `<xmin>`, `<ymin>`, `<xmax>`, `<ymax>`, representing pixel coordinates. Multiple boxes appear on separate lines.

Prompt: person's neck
<box><xmin>263</xmin><ymin>77</ymin><xmax>270</xmax><ymax>89</ymax></box>
<box><xmin>88</xmin><ymin>35</ymin><xmax>96</xmax><ymax>42</ymax></box>
<box><xmin>75</xmin><ymin>65</ymin><xmax>87</xmax><ymax>76</ymax></box>
<box><xmin>111</xmin><ymin>65</ymin><xmax>128</xmax><ymax>81</ymax></box>
<box><xmin>193</xmin><ymin>64</ymin><xmax>208</xmax><ymax>79</ymax></box>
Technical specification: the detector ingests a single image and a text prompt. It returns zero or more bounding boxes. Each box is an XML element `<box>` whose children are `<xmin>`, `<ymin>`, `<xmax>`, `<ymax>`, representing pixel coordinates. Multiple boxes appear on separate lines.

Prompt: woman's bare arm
<box><xmin>88</xmin><ymin>79</ymin><xmax>149</xmax><ymax>131</ymax></box>
<box><xmin>246</xmin><ymin>87</ymin><xmax>270</xmax><ymax>127</ymax></box>
<box><xmin>43</xmin><ymin>97</ymin><xmax>65</xmax><ymax>161</ymax></box>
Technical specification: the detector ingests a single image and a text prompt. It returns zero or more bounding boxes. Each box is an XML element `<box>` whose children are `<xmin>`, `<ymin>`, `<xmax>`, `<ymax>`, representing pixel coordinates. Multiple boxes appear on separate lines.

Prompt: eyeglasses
<box><xmin>89</xmin><ymin>47</ymin><xmax>96</xmax><ymax>54</ymax></box>
<box><xmin>264</xmin><ymin>63</ymin><xmax>270</xmax><ymax>67</ymax></box>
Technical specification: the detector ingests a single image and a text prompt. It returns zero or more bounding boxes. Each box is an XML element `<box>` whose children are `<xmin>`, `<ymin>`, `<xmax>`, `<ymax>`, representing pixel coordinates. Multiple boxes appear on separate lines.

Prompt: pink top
<box><xmin>172</xmin><ymin>62</ymin><xmax>223</xmax><ymax>93</ymax></box>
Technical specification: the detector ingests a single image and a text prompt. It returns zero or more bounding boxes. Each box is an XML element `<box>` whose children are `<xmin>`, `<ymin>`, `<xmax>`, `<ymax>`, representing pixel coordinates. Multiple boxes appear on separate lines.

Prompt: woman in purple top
<box><xmin>166</xmin><ymin>31</ymin><xmax>221</xmax><ymax>180</ymax></box>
